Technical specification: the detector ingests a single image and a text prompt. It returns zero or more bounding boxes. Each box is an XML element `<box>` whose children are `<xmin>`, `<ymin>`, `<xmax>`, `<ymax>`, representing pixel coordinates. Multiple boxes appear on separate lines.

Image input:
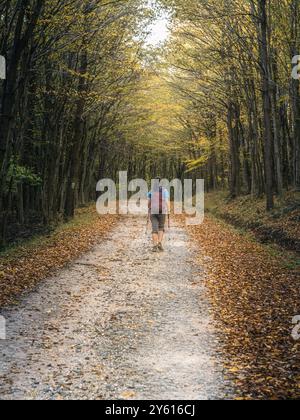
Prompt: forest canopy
<box><xmin>0</xmin><ymin>0</ymin><xmax>300</xmax><ymax>246</ymax></box>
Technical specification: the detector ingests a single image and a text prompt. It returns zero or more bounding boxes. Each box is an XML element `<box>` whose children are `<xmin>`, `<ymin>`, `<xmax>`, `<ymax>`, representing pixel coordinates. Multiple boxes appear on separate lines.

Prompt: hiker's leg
<box><xmin>158</xmin><ymin>230</ymin><xmax>164</xmax><ymax>243</ymax></box>
<box><xmin>152</xmin><ymin>233</ymin><xmax>159</xmax><ymax>245</ymax></box>
<box><xmin>157</xmin><ymin>215</ymin><xmax>166</xmax><ymax>250</ymax></box>
<box><xmin>158</xmin><ymin>215</ymin><xmax>166</xmax><ymax>243</ymax></box>
<box><xmin>151</xmin><ymin>216</ymin><xmax>159</xmax><ymax>245</ymax></box>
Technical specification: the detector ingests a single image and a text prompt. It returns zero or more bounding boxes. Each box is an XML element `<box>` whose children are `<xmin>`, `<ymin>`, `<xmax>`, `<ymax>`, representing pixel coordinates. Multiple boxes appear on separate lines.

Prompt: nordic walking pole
<box><xmin>145</xmin><ymin>209</ymin><xmax>150</xmax><ymax>235</ymax></box>
<box><xmin>167</xmin><ymin>213</ymin><xmax>171</xmax><ymax>241</ymax></box>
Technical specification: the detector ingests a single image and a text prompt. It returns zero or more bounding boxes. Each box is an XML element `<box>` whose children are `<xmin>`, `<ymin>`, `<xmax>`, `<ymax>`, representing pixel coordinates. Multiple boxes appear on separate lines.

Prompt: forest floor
<box><xmin>0</xmin><ymin>207</ymin><xmax>299</xmax><ymax>400</ymax></box>
<box><xmin>0</xmin><ymin>215</ymin><xmax>232</xmax><ymax>400</ymax></box>
<box><xmin>0</xmin><ymin>207</ymin><xmax>119</xmax><ymax>307</ymax></box>
<box><xmin>205</xmin><ymin>190</ymin><xmax>300</xmax><ymax>252</ymax></box>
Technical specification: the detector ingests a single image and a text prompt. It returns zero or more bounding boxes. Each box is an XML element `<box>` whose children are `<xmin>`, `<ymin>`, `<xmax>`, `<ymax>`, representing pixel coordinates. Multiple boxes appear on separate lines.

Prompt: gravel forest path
<box><xmin>0</xmin><ymin>216</ymin><xmax>232</xmax><ymax>400</ymax></box>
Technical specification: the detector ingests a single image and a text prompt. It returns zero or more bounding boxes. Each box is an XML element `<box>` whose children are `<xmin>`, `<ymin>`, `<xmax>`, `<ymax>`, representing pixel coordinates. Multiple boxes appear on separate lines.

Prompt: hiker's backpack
<box><xmin>150</xmin><ymin>187</ymin><xmax>165</xmax><ymax>214</ymax></box>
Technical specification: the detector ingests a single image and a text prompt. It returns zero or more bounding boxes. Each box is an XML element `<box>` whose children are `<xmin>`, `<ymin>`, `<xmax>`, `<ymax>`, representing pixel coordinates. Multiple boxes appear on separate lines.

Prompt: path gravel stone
<box><xmin>0</xmin><ymin>216</ymin><xmax>232</xmax><ymax>400</ymax></box>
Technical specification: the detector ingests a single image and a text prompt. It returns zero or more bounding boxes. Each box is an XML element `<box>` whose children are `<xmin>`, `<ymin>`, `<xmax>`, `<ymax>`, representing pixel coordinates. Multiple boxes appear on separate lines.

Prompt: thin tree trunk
<box><xmin>258</xmin><ymin>0</ymin><xmax>274</xmax><ymax>210</ymax></box>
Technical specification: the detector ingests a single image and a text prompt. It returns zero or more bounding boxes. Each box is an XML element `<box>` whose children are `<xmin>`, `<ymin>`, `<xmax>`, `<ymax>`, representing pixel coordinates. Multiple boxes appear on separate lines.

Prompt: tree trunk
<box><xmin>227</xmin><ymin>101</ymin><xmax>241</xmax><ymax>198</ymax></box>
<box><xmin>290</xmin><ymin>0</ymin><xmax>300</xmax><ymax>190</ymax></box>
<box><xmin>65</xmin><ymin>51</ymin><xmax>88</xmax><ymax>218</ymax></box>
<box><xmin>258</xmin><ymin>0</ymin><xmax>274</xmax><ymax>210</ymax></box>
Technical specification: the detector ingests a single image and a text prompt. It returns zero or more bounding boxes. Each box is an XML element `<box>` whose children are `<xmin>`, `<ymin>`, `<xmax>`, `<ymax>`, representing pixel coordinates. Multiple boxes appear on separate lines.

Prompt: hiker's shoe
<box><xmin>158</xmin><ymin>243</ymin><xmax>164</xmax><ymax>252</ymax></box>
<box><xmin>152</xmin><ymin>245</ymin><xmax>159</xmax><ymax>252</ymax></box>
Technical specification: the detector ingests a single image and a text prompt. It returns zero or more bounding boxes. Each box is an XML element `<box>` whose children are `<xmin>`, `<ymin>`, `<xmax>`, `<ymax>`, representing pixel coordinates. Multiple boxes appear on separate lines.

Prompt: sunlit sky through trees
<box><xmin>146</xmin><ymin>16</ymin><xmax>170</xmax><ymax>46</ymax></box>
<box><xmin>143</xmin><ymin>0</ymin><xmax>171</xmax><ymax>47</ymax></box>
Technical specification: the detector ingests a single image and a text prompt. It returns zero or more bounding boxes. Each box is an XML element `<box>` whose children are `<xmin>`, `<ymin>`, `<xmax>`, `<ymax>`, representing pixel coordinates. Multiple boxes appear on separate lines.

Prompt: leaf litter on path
<box><xmin>0</xmin><ymin>207</ymin><xmax>118</xmax><ymax>307</ymax></box>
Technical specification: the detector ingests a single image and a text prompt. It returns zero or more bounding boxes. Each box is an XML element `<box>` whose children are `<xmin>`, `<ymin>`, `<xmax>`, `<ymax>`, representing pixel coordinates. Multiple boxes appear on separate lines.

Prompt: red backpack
<box><xmin>149</xmin><ymin>187</ymin><xmax>164</xmax><ymax>214</ymax></box>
